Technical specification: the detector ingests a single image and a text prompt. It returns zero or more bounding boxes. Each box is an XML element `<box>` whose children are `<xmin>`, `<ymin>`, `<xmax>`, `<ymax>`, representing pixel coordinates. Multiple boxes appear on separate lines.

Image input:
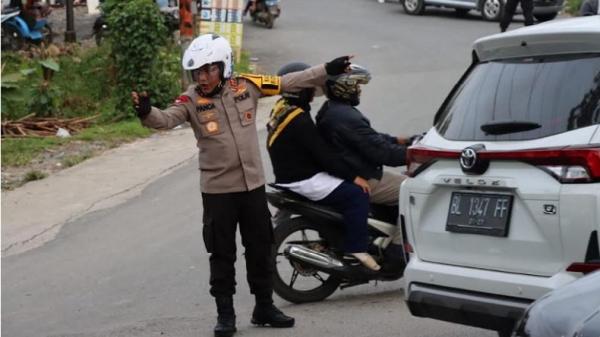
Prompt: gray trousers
<box><xmin>368</xmin><ymin>170</ymin><xmax>407</xmax><ymax>206</ymax></box>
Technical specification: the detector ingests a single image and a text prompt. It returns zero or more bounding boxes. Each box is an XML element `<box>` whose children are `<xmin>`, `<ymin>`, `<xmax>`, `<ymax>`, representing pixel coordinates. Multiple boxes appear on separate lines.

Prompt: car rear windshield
<box><xmin>435</xmin><ymin>54</ymin><xmax>600</xmax><ymax>141</ymax></box>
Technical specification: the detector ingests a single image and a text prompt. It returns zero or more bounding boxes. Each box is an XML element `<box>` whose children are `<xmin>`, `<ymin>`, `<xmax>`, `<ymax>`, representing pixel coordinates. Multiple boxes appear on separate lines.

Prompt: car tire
<box><xmin>481</xmin><ymin>0</ymin><xmax>503</xmax><ymax>21</ymax></box>
<box><xmin>402</xmin><ymin>0</ymin><xmax>426</xmax><ymax>15</ymax></box>
<box><xmin>534</xmin><ymin>13</ymin><xmax>557</xmax><ymax>21</ymax></box>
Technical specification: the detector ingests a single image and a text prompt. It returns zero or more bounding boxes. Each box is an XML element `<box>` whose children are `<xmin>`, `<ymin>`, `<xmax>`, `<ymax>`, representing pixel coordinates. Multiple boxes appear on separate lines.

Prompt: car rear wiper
<box><xmin>480</xmin><ymin>120</ymin><xmax>541</xmax><ymax>135</ymax></box>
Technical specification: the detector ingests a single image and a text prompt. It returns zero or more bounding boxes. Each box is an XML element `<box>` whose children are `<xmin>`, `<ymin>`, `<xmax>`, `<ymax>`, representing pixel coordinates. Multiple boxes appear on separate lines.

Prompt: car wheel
<box><xmin>455</xmin><ymin>8</ymin><xmax>470</xmax><ymax>16</ymax></box>
<box><xmin>402</xmin><ymin>0</ymin><xmax>426</xmax><ymax>15</ymax></box>
<box><xmin>534</xmin><ymin>13</ymin><xmax>557</xmax><ymax>21</ymax></box>
<box><xmin>481</xmin><ymin>0</ymin><xmax>503</xmax><ymax>21</ymax></box>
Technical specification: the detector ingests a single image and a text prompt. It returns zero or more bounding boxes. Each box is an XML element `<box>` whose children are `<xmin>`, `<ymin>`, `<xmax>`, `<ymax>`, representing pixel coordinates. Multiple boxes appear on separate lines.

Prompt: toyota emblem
<box><xmin>459</xmin><ymin>144</ymin><xmax>489</xmax><ymax>174</ymax></box>
<box><xmin>460</xmin><ymin>148</ymin><xmax>477</xmax><ymax>170</ymax></box>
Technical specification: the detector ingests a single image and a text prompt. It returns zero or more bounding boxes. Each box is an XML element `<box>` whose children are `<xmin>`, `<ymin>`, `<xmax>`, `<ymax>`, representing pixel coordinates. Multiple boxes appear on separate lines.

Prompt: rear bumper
<box><xmin>532</xmin><ymin>4</ymin><xmax>563</xmax><ymax>14</ymax></box>
<box><xmin>403</xmin><ymin>258</ymin><xmax>579</xmax><ymax>330</ymax></box>
<box><xmin>407</xmin><ymin>283</ymin><xmax>530</xmax><ymax>331</ymax></box>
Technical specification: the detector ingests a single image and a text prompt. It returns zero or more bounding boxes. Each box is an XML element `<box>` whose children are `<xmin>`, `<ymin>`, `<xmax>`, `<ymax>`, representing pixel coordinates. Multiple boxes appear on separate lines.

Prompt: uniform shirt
<box><xmin>142</xmin><ymin>64</ymin><xmax>327</xmax><ymax>193</ymax></box>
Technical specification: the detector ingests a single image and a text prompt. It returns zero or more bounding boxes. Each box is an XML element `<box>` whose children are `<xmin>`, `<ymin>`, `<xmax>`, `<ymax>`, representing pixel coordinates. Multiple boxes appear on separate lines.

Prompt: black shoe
<box><xmin>214</xmin><ymin>315</ymin><xmax>236</xmax><ymax>337</ymax></box>
<box><xmin>251</xmin><ymin>304</ymin><xmax>295</xmax><ymax>328</ymax></box>
<box><xmin>214</xmin><ymin>297</ymin><xmax>236</xmax><ymax>337</ymax></box>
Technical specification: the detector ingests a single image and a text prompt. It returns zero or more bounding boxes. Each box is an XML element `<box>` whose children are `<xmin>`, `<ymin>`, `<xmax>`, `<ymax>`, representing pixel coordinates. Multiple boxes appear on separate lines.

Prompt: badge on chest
<box><xmin>196</xmin><ymin>97</ymin><xmax>221</xmax><ymax>136</ymax></box>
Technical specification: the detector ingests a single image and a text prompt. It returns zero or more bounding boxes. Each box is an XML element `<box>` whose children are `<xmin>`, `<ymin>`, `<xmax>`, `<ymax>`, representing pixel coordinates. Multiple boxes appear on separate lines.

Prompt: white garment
<box><xmin>277</xmin><ymin>172</ymin><xmax>343</xmax><ymax>201</ymax></box>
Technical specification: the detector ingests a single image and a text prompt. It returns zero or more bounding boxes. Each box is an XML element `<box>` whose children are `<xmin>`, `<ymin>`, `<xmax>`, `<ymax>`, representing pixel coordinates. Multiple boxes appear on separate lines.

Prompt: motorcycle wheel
<box><xmin>272</xmin><ymin>217</ymin><xmax>341</xmax><ymax>303</ymax></box>
<box><xmin>41</xmin><ymin>23</ymin><xmax>53</xmax><ymax>45</ymax></box>
<box><xmin>265</xmin><ymin>11</ymin><xmax>274</xmax><ymax>29</ymax></box>
<box><xmin>1</xmin><ymin>25</ymin><xmax>24</xmax><ymax>51</ymax></box>
<box><xmin>94</xmin><ymin>28</ymin><xmax>103</xmax><ymax>46</ymax></box>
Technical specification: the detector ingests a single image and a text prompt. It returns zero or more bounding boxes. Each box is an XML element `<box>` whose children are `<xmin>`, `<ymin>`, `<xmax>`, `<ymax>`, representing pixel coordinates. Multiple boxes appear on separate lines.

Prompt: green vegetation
<box><xmin>1</xmin><ymin>0</ymin><xmax>253</xmax><ymax>188</ymax></box>
<box><xmin>1</xmin><ymin>121</ymin><xmax>152</xmax><ymax>168</ymax></box>
<box><xmin>565</xmin><ymin>0</ymin><xmax>583</xmax><ymax>14</ymax></box>
<box><xmin>62</xmin><ymin>152</ymin><xmax>93</xmax><ymax>168</ymax></box>
<box><xmin>107</xmin><ymin>0</ymin><xmax>177</xmax><ymax>119</ymax></box>
<box><xmin>23</xmin><ymin>170</ymin><xmax>48</xmax><ymax>183</ymax></box>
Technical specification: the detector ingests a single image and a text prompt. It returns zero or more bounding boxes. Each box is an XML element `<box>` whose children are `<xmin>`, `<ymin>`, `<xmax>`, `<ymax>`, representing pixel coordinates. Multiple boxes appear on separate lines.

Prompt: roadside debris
<box><xmin>1</xmin><ymin>114</ymin><xmax>99</xmax><ymax>137</ymax></box>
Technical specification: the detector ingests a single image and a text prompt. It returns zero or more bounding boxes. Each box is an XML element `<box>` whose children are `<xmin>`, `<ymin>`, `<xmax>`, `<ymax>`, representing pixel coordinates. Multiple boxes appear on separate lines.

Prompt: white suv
<box><xmin>401</xmin><ymin>17</ymin><xmax>600</xmax><ymax>337</ymax></box>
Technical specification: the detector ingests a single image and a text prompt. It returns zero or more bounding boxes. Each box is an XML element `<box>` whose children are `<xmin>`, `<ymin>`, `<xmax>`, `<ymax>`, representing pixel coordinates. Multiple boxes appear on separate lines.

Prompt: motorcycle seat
<box><xmin>2</xmin><ymin>7</ymin><xmax>20</xmax><ymax>15</ymax></box>
<box><xmin>266</xmin><ymin>183</ymin><xmax>397</xmax><ymax>225</ymax></box>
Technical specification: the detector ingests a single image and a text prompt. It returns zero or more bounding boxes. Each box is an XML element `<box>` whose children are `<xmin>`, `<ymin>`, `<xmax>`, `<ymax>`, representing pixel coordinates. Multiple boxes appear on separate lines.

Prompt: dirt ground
<box><xmin>1</xmin><ymin>140</ymin><xmax>124</xmax><ymax>191</ymax></box>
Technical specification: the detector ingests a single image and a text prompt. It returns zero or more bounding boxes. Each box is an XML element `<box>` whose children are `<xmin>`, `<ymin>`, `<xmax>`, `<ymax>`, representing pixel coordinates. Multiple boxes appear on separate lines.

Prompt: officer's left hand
<box><xmin>326</xmin><ymin>55</ymin><xmax>353</xmax><ymax>75</ymax></box>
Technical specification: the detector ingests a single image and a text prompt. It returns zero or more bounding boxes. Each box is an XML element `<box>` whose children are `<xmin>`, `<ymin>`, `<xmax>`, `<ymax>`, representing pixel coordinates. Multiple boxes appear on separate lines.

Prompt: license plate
<box><xmin>446</xmin><ymin>192</ymin><xmax>513</xmax><ymax>237</ymax></box>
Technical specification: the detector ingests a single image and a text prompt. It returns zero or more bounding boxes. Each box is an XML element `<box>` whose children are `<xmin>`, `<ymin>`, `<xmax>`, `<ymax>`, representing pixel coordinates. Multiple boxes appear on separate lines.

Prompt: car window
<box><xmin>435</xmin><ymin>54</ymin><xmax>600</xmax><ymax>141</ymax></box>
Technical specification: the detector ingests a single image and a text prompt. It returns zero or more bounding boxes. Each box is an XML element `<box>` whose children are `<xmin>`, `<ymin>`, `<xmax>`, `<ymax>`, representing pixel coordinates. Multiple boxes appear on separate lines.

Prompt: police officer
<box><xmin>499</xmin><ymin>0</ymin><xmax>534</xmax><ymax>32</ymax></box>
<box><xmin>131</xmin><ymin>34</ymin><xmax>352</xmax><ymax>337</ymax></box>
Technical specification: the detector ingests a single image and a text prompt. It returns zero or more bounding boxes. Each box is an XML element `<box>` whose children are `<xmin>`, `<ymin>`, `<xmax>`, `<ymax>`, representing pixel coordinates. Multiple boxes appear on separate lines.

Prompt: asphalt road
<box><xmin>2</xmin><ymin>1</ymin><xmax>517</xmax><ymax>336</ymax></box>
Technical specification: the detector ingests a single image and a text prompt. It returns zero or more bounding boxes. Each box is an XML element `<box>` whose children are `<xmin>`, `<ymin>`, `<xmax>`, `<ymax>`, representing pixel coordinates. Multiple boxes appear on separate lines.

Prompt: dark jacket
<box><xmin>316</xmin><ymin>100</ymin><xmax>407</xmax><ymax>180</ymax></box>
<box><xmin>580</xmin><ymin>0</ymin><xmax>599</xmax><ymax>15</ymax></box>
<box><xmin>267</xmin><ymin>99</ymin><xmax>356</xmax><ymax>184</ymax></box>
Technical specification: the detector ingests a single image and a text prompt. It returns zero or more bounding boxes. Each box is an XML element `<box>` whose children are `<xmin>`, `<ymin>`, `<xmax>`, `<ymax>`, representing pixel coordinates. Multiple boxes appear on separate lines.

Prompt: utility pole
<box><xmin>65</xmin><ymin>0</ymin><xmax>77</xmax><ymax>43</ymax></box>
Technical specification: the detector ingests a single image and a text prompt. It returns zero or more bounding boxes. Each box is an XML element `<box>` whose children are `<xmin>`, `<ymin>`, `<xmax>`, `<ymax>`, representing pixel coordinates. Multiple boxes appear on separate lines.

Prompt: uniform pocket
<box><xmin>197</xmin><ymin>109</ymin><xmax>225</xmax><ymax>137</ymax></box>
<box><xmin>235</xmin><ymin>98</ymin><xmax>256</xmax><ymax>127</ymax></box>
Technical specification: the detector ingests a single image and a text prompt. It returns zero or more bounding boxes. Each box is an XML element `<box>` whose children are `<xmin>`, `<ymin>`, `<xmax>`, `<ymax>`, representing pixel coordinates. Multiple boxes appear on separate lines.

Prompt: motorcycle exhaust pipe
<box><xmin>284</xmin><ymin>244</ymin><xmax>344</xmax><ymax>270</ymax></box>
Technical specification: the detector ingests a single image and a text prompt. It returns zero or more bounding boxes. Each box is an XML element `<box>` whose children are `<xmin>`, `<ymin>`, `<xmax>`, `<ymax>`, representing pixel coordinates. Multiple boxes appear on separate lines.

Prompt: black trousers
<box><xmin>201</xmin><ymin>185</ymin><xmax>274</xmax><ymax>299</ymax></box>
<box><xmin>500</xmin><ymin>0</ymin><xmax>534</xmax><ymax>32</ymax></box>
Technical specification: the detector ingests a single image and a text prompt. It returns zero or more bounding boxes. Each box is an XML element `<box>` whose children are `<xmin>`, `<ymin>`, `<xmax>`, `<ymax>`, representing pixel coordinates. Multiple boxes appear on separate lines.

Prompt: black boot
<box><xmin>251</xmin><ymin>295</ymin><xmax>295</xmax><ymax>328</ymax></box>
<box><xmin>214</xmin><ymin>297</ymin><xmax>236</xmax><ymax>337</ymax></box>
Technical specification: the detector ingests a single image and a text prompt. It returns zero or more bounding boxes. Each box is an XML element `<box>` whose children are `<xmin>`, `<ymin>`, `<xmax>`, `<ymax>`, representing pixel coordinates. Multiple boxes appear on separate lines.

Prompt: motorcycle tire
<box><xmin>94</xmin><ymin>29</ymin><xmax>103</xmax><ymax>46</ymax></box>
<box><xmin>265</xmin><ymin>12</ymin><xmax>274</xmax><ymax>29</ymax></box>
<box><xmin>41</xmin><ymin>23</ymin><xmax>53</xmax><ymax>45</ymax></box>
<box><xmin>1</xmin><ymin>25</ymin><xmax>24</xmax><ymax>51</ymax></box>
<box><xmin>272</xmin><ymin>217</ymin><xmax>341</xmax><ymax>303</ymax></box>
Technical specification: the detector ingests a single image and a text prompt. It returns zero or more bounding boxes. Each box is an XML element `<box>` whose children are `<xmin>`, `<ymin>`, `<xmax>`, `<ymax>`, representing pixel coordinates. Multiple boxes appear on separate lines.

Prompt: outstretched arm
<box><xmin>131</xmin><ymin>91</ymin><xmax>190</xmax><ymax>130</ymax></box>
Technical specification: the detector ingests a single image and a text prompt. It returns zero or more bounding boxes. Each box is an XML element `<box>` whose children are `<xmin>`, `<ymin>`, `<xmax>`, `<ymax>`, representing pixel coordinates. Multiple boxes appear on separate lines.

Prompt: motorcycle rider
<box><xmin>131</xmin><ymin>34</ymin><xmax>353</xmax><ymax>337</ymax></box>
<box><xmin>243</xmin><ymin>0</ymin><xmax>264</xmax><ymax>16</ymax></box>
<box><xmin>316</xmin><ymin>64</ymin><xmax>412</xmax><ymax>207</ymax></box>
<box><xmin>267</xmin><ymin>62</ymin><xmax>381</xmax><ymax>271</ymax></box>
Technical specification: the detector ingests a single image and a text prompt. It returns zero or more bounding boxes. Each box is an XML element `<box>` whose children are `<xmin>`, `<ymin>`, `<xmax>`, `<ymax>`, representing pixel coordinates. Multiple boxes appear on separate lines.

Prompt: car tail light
<box><xmin>406</xmin><ymin>146</ymin><xmax>459</xmax><ymax>177</ymax></box>
<box><xmin>569</xmin><ymin>231</ymin><xmax>600</xmax><ymax>274</ymax></box>
<box><xmin>566</xmin><ymin>262</ymin><xmax>600</xmax><ymax>274</ymax></box>
<box><xmin>406</xmin><ymin>145</ymin><xmax>600</xmax><ymax>183</ymax></box>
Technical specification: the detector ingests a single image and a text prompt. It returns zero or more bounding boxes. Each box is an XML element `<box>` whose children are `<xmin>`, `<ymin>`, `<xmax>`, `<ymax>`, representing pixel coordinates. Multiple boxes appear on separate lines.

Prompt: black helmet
<box><xmin>277</xmin><ymin>62</ymin><xmax>315</xmax><ymax>109</ymax></box>
<box><xmin>326</xmin><ymin>64</ymin><xmax>371</xmax><ymax>106</ymax></box>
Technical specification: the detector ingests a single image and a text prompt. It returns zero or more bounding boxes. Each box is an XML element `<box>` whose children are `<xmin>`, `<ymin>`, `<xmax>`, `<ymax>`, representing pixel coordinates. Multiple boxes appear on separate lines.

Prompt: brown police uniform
<box><xmin>141</xmin><ymin>64</ymin><xmax>327</xmax><ymax>298</ymax></box>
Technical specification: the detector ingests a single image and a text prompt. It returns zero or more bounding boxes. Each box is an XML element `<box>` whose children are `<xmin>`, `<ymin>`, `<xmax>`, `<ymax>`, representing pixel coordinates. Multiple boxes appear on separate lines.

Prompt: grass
<box><xmin>23</xmin><ymin>170</ymin><xmax>47</xmax><ymax>182</ymax></box>
<box><xmin>62</xmin><ymin>151</ymin><xmax>93</xmax><ymax>168</ymax></box>
<box><xmin>1</xmin><ymin>120</ymin><xmax>152</xmax><ymax>168</ymax></box>
<box><xmin>1</xmin><ymin>137</ymin><xmax>67</xmax><ymax>167</ymax></box>
<box><xmin>2</xmin><ymin>46</ymin><xmax>253</xmax><ymax>176</ymax></box>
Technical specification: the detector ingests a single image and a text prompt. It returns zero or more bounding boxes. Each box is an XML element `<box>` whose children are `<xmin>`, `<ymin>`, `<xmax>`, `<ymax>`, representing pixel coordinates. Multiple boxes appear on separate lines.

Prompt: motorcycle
<box><xmin>250</xmin><ymin>0</ymin><xmax>280</xmax><ymax>29</ymax></box>
<box><xmin>92</xmin><ymin>2</ymin><xmax>179</xmax><ymax>46</ymax></box>
<box><xmin>267</xmin><ymin>184</ymin><xmax>408</xmax><ymax>303</ymax></box>
<box><xmin>1</xmin><ymin>3</ymin><xmax>52</xmax><ymax>50</ymax></box>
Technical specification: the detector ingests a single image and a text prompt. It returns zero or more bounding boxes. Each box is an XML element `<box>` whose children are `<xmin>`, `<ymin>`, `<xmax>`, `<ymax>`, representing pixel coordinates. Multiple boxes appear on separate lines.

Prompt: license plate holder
<box><xmin>446</xmin><ymin>192</ymin><xmax>513</xmax><ymax>237</ymax></box>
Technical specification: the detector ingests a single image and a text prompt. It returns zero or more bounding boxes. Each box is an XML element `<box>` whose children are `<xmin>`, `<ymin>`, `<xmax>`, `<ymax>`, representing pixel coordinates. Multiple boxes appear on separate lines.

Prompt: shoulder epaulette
<box><xmin>238</xmin><ymin>73</ymin><xmax>281</xmax><ymax>96</ymax></box>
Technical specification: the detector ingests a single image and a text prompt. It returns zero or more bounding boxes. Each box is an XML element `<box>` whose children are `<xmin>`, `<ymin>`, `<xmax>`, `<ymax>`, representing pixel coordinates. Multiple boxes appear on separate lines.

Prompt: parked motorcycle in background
<box><xmin>249</xmin><ymin>0</ymin><xmax>280</xmax><ymax>29</ymax></box>
<box><xmin>1</xmin><ymin>1</ymin><xmax>52</xmax><ymax>50</ymax></box>
<box><xmin>267</xmin><ymin>185</ymin><xmax>407</xmax><ymax>303</ymax></box>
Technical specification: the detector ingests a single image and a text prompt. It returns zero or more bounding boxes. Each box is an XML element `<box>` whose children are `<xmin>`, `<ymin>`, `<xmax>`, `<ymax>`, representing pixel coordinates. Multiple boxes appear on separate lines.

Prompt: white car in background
<box><xmin>401</xmin><ymin>17</ymin><xmax>600</xmax><ymax>337</ymax></box>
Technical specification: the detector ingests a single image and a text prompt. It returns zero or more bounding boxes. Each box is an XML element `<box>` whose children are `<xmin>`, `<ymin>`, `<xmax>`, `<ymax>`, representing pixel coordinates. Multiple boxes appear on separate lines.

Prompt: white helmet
<box><xmin>182</xmin><ymin>34</ymin><xmax>233</xmax><ymax>78</ymax></box>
